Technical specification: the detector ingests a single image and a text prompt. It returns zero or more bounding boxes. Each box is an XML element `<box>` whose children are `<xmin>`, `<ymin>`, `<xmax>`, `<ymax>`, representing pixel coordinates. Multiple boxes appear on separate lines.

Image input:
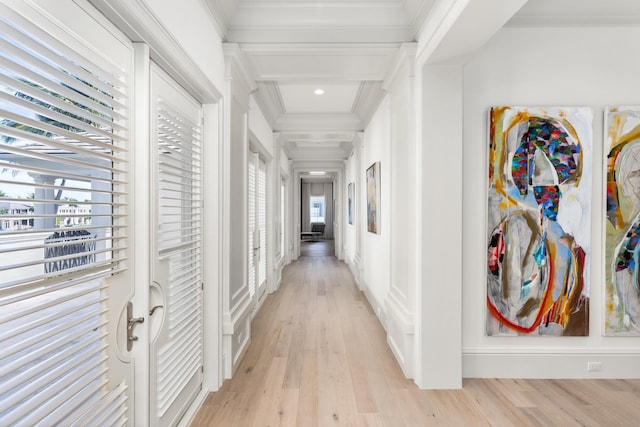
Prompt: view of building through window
<box><xmin>310</xmin><ymin>195</ymin><xmax>325</xmax><ymax>224</ymax></box>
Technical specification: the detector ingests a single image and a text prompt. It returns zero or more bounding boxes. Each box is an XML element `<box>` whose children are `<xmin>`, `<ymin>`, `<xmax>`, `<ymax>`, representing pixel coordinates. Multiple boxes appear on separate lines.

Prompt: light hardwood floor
<box><xmin>192</xmin><ymin>241</ymin><xmax>640</xmax><ymax>426</ymax></box>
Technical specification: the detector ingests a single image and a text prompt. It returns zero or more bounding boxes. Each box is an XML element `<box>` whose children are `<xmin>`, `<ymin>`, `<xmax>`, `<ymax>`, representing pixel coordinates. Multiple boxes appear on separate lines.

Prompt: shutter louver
<box><xmin>155</xmin><ymin>93</ymin><xmax>203</xmax><ymax>417</ymax></box>
<box><xmin>248</xmin><ymin>157</ymin><xmax>256</xmax><ymax>298</ymax></box>
<box><xmin>0</xmin><ymin>2</ymin><xmax>129</xmax><ymax>425</ymax></box>
<box><xmin>258</xmin><ymin>160</ymin><xmax>266</xmax><ymax>291</ymax></box>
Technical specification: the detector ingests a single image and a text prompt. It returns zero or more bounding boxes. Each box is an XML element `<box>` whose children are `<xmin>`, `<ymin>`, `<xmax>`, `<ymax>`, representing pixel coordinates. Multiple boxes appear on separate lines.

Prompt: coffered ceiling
<box><xmin>206</xmin><ymin>0</ymin><xmax>640</xmax><ymax>162</ymax></box>
<box><xmin>208</xmin><ymin>0</ymin><xmax>436</xmax><ymax>161</ymax></box>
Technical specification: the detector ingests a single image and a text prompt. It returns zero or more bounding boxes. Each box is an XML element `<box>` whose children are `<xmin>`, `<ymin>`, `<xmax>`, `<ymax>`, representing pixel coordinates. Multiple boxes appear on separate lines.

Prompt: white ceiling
<box><xmin>208</xmin><ymin>0</ymin><xmax>435</xmax><ymax>162</ymax></box>
<box><xmin>278</xmin><ymin>81</ymin><xmax>360</xmax><ymax>114</ymax></box>
<box><xmin>506</xmin><ymin>0</ymin><xmax>640</xmax><ymax>27</ymax></box>
<box><xmin>207</xmin><ymin>0</ymin><xmax>640</xmax><ymax>163</ymax></box>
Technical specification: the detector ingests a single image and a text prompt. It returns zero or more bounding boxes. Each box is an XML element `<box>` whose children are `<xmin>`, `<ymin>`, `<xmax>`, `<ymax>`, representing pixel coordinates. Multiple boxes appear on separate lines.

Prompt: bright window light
<box><xmin>310</xmin><ymin>196</ymin><xmax>325</xmax><ymax>224</ymax></box>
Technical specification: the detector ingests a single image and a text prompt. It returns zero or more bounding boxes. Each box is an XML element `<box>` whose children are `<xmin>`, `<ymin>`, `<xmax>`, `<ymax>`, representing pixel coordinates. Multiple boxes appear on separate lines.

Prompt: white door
<box><xmin>0</xmin><ymin>1</ymin><xmax>135</xmax><ymax>425</ymax></box>
<box><xmin>248</xmin><ymin>153</ymin><xmax>267</xmax><ymax>305</ymax></box>
<box><xmin>149</xmin><ymin>63</ymin><xmax>204</xmax><ymax>426</ymax></box>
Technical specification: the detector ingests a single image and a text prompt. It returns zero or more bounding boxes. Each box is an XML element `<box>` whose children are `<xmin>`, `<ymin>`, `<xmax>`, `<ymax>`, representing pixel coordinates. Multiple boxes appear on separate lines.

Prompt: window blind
<box><xmin>248</xmin><ymin>157</ymin><xmax>256</xmax><ymax>298</ymax></box>
<box><xmin>280</xmin><ymin>180</ymin><xmax>285</xmax><ymax>258</ymax></box>
<box><xmin>258</xmin><ymin>159</ymin><xmax>266</xmax><ymax>291</ymax></box>
<box><xmin>154</xmin><ymin>92</ymin><xmax>203</xmax><ymax>418</ymax></box>
<box><xmin>0</xmin><ymin>2</ymin><xmax>129</xmax><ymax>426</ymax></box>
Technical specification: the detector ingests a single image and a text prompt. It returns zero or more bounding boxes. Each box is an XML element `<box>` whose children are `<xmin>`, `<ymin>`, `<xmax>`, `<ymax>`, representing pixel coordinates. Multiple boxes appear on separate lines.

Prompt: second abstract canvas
<box><xmin>605</xmin><ymin>106</ymin><xmax>640</xmax><ymax>336</ymax></box>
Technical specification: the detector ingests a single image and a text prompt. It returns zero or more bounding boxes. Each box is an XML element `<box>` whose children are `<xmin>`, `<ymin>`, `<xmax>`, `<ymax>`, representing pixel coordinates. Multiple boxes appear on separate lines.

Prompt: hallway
<box><xmin>299</xmin><ymin>239</ymin><xmax>335</xmax><ymax>258</ymax></box>
<box><xmin>191</xmin><ymin>253</ymin><xmax>640</xmax><ymax>426</ymax></box>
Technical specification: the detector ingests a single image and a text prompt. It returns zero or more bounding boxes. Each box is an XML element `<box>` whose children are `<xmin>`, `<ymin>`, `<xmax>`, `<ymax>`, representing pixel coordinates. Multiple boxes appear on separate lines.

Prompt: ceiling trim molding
<box><xmin>414</xmin><ymin>0</ymin><xmax>470</xmax><ymax>66</ymax></box>
<box><xmin>382</xmin><ymin>42</ymin><xmax>417</xmax><ymax>91</ymax></box>
<box><xmin>292</xmin><ymin>160</ymin><xmax>345</xmax><ymax>173</ymax></box>
<box><xmin>280</xmin><ymin>130</ymin><xmax>356</xmax><ymax>141</ymax></box>
<box><xmin>223</xmin><ymin>43</ymin><xmax>258</xmax><ymax>94</ymax></box>
<box><xmin>239</xmin><ymin>42</ymin><xmax>401</xmax><ymax>81</ymax></box>
<box><xmin>408</xmin><ymin>0</ymin><xmax>437</xmax><ymax>39</ymax></box>
<box><xmin>505</xmin><ymin>15</ymin><xmax>640</xmax><ymax>28</ymax></box>
<box><xmin>228</xmin><ymin>28</ymin><xmax>411</xmax><ymax>44</ymax></box>
<box><xmin>88</xmin><ymin>0</ymin><xmax>223</xmax><ymax>103</ymax></box>
<box><xmin>252</xmin><ymin>82</ymin><xmax>284</xmax><ymax>127</ymax></box>
<box><xmin>425</xmin><ymin>0</ymin><xmax>527</xmax><ymax>66</ymax></box>
<box><xmin>240</xmin><ymin>42</ymin><xmax>402</xmax><ymax>54</ymax></box>
<box><xmin>200</xmin><ymin>0</ymin><xmax>230</xmax><ymax>38</ymax></box>
<box><xmin>275</xmin><ymin>113</ymin><xmax>362</xmax><ymax>132</ymax></box>
<box><xmin>351</xmin><ymin>81</ymin><xmax>386</xmax><ymax>130</ymax></box>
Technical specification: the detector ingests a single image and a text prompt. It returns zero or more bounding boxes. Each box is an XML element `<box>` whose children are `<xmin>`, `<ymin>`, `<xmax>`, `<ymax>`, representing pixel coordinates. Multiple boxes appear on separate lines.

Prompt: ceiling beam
<box><xmin>420</xmin><ymin>0</ymin><xmax>528</xmax><ymax>66</ymax></box>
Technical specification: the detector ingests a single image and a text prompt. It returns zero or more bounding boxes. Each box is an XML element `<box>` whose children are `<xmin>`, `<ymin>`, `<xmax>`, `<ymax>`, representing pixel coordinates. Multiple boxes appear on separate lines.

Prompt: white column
<box><xmin>355</xmin><ymin>132</ymin><xmax>364</xmax><ymax>286</ymax></box>
<box><xmin>417</xmin><ymin>64</ymin><xmax>463</xmax><ymax>389</ymax></box>
<box><xmin>29</xmin><ymin>173</ymin><xmax>57</xmax><ymax>230</ymax></box>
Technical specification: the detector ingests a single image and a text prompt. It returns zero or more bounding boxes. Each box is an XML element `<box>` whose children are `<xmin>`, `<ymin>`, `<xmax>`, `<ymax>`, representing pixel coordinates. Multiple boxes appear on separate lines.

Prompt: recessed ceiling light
<box><xmin>314</xmin><ymin>89</ymin><xmax>324</xmax><ymax>95</ymax></box>
<box><xmin>309</xmin><ymin>171</ymin><xmax>326</xmax><ymax>175</ymax></box>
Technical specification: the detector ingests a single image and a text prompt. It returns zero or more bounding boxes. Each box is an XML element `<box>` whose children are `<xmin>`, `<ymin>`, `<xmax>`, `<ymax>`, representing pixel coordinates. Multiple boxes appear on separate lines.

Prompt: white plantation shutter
<box><xmin>248</xmin><ymin>156</ymin><xmax>256</xmax><ymax>298</ymax></box>
<box><xmin>153</xmin><ymin>69</ymin><xmax>203</xmax><ymax>421</ymax></box>
<box><xmin>280</xmin><ymin>180</ymin><xmax>285</xmax><ymax>257</ymax></box>
<box><xmin>0</xmin><ymin>2</ymin><xmax>130</xmax><ymax>426</ymax></box>
<box><xmin>258</xmin><ymin>159</ymin><xmax>266</xmax><ymax>292</ymax></box>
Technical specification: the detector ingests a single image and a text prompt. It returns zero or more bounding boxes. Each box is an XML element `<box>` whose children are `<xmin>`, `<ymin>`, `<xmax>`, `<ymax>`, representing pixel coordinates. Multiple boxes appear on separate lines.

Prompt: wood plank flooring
<box><xmin>192</xmin><ymin>242</ymin><xmax>640</xmax><ymax>426</ymax></box>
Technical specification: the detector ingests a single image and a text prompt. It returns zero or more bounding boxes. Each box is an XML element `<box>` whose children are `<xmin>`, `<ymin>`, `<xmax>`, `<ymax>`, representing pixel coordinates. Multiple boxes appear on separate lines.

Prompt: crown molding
<box><xmin>239</xmin><ymin>43</ymin><xmax>401</xmax><ymax>81</ymax></box>
<box><xmin>425</xmin><ymin>0</ymin><xmax>527</xmax><ymax>66</ymax></box>
<box><xmin>406</xmin><ymin>0</ymin><xmax>437</xmax><ymax>40</ymax></box>
<box><xmin>228</xmin><ymin>27</ymin><xmax>411</xmax><ymax>44</ymax></box>
<box><xmin>505</xmin><ymin>15</ymin><xmax>640</xmax><ymax>28</ymax></box>
<box><xmin>223</xmin><ymin>43</ymin><xmax>258</xmax><ymax>95</ymax></box>
<box><xmin>240</xmin><ymin>42</ymin><xmax>401</xmax><ymax>54</ymax></box>
<box><xmin>382</xmin><ymin>42</ymin><xmax>417</xmax><ymax>91</ymax></box>
<box><xmin>201</xmin><ymin>0</ymin><xmax>231</xmax><ymax>38</ymax></box>
<box><xmin>414</xmin><ymin>0</ymin><xmax>469</xmax><ymax>66</ymax></box>
<box><xmin>288</xmin><ymin>145</ymin><xmax>352</xmax><ymax>161</ymax></box>
<box><xmin>89</xmin><ymin>0</ymin><xmax>222</xmax><ymax>103</ymax></box>
<box><xmin>275</xmin><ymin>113</ymin><xmax>362</xmax><ymax>132</ymax></box>
<box><xmin>251</xmin><ymin>81</ymin><xmax>284</xmax><ymax>127</ymax></box>
<box><xmin>225</xmin><ymin>3</ymin><xmax>411</xmax><ymax>43</ymax></box>
<box><xmin>352</xmin><ymin>81</ymin><xmax>386</xmax><ymax>130</ymax></box>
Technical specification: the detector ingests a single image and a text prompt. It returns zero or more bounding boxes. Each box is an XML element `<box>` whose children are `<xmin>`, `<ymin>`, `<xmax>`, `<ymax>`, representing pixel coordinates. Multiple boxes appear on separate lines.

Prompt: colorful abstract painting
<box><xmin>366</xmin><ymin>162</ymin><xmax>379</xmax><ymax>234</ymax></box>
<box><xmin>605</xmin><ymin>107</ymin><xmax>640</xmax><ymax>336</ymax></box>
<box><xmin>487</xmin><ymin>106</ymin><xmax>592</xmax><ymax>336</ymax></box>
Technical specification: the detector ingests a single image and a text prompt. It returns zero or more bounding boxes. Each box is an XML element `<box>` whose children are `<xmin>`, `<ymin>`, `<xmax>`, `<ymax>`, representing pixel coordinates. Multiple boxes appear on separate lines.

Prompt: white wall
<box><xmin>418</xmin><ymin>64</ymin><xmax>463</xmax><ymax>389</ymax></box>
<box><xmin>143</xmin><ymin>0</ymin><xmax>225</xmax><ymax>92</ymax></box>
<box><xmin>463</xmin><ymin>26</ymin><xmax>640</xmax><ymax>378</ymax></box>
<box><xmin>345</xmin><ymin>149</ymin><xmax>359</xmax><ymax>277</ymax></box>
<box><xmin>362</xmin><ymin>96</ymin><xmax>392</xmax><ymax>323</ymax></box>
<box><xmin>249</xmin><ymin>96</ymin><xmax>274</xmax><ymax>156</ymax></box>
<box><xmin>279</xmin><ymin>148</ymin><xmax>291</xmax><ymax>265</ymax></box>
<box><xmin>385</xmin><ymin>55</ymin><xmax>418</xmax><ymax>379</ymax></box>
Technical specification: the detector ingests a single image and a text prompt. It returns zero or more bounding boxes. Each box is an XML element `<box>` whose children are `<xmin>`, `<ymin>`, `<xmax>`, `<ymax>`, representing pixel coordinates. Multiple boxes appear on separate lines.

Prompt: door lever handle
<box><xmin>128</xmin><ymin>317</ymin><xmax>144</xmax><ymax>330</ymax></box>
<box><xmin>126</xmin><ymin>301</ymin><xmax>144</xmax><ymax>351</ymax></box>
<box><xmin>149</xmin><ymin>305</ymin><xmax>163</xmax><ymax>316</ymax></box>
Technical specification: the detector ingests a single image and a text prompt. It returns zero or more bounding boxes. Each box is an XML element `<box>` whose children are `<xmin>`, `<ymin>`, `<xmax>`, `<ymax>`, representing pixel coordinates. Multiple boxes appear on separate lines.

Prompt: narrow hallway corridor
<box><xmin>190</xmin><ymin>248</ymin><xmax>640</xmax><ymax>426</ymax></box>
<box><xmin>300</xmin><ymin>240</ymin><xmax>335</xmax><ymax>258</ymax></box>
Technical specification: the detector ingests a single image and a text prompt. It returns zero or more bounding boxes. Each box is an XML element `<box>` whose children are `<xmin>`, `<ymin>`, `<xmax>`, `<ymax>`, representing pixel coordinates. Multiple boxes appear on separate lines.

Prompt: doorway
<box><xmin>248</xmin><ymin>152</ymin><xmax>267</xmax><ymax>306</ymax></box>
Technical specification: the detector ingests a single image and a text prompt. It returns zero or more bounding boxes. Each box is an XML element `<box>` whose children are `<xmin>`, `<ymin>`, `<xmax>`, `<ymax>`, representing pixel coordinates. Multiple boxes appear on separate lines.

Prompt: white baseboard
<box><xmin>463</xmin><ymin>349</ymin><xmax>640</xmax><ymax>378</ymax></box>
<box><xmin>177</xmin><ymin>388</ymin><xmax>209</xmax><ymax>427</ymax></box>
<box><xmin>385</xmin><ymin>290</ymin><xmax>415</xmax><ymax>378</ymax></box>
<box><xmin>362</xmin><ymin>282</ymin><xmax>387</xmax><ymax>332</ymax></box>
<box><xmin>222</xmin><ymin>289</ymin><xmax>253</xmax><ymax>379</ymax></box>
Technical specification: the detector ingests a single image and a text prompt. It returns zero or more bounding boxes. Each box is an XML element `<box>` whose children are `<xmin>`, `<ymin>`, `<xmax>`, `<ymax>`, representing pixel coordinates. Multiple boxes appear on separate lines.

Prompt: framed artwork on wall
<box><xmin>348</xmin><ymin>182</ymin><xmax>354</xmax><ymax>225</ymax></box>
<box><xmin>486</xmin><ymin>106</ymin><xmax>592</xmax><ymax>336</ymax></box>
<box><xmin>366</xmin><ymin>162</ymin><xmax>380</xmax><ymax>234</ymax></box>
<box><xmin>604</xmin><ymin>106</ymin><xmax>640</xmax><ymax>336</ymax></box>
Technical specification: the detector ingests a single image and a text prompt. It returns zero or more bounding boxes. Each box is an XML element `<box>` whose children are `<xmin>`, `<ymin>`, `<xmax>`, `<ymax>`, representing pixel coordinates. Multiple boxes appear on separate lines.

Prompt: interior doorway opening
<box><xmin>300</xmin><ymin>177</ymin><xmax>335</xmax><ymax>257</ymax></box>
